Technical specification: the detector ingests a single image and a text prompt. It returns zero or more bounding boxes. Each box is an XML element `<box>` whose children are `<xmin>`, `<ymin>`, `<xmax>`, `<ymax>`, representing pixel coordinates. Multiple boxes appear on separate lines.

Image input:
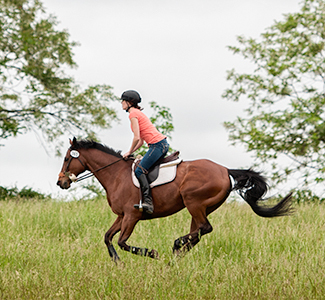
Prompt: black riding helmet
<box><xmin>121</xmin><ymin>90</ymin><xmax>141</xmax><ymax>104</ymax></box>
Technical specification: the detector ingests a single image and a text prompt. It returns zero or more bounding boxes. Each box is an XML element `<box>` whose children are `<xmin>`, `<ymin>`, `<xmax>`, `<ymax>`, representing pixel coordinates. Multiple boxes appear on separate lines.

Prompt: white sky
<box><xmin>0</xmin><ymin>0</ymin><xmax>301</xmax><ymax>199</ymax></box>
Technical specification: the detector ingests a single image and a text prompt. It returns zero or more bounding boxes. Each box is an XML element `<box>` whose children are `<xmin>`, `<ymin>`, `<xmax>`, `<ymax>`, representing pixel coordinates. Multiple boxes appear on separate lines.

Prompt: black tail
<box><xmin>228</xmin><ymin>169</ymin><xmax>293</xmax><ymax>218</ymax></box>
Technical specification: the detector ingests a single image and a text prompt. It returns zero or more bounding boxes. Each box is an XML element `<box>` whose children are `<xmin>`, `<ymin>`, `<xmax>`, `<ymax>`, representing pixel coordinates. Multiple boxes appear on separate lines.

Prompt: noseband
<box><xmin>59</xmin><ymin>149</ymin><xmax>124</xmax><ymax>183</ymax></box>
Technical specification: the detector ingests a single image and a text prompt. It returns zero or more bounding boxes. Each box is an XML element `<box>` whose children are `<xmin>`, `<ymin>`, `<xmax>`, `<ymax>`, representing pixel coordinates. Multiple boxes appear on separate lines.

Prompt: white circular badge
<box><xmin>70</xmin><ymin>150</ymin><xmax>80</xmax><ymax>158</ymax></box>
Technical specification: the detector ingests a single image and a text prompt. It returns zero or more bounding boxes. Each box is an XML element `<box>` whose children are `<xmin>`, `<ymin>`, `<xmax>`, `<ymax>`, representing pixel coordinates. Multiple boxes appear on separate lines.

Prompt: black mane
<box><xmin>71</xmin><ymin>139</ymin><xmax>122</xmax><ymax>158</ymax></box>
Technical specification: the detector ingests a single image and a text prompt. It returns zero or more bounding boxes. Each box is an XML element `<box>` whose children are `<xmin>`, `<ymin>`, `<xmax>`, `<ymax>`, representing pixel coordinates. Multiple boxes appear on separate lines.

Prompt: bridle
<box><xmin>60</xmin><ymin>149</ymin><xmax>125</xmax><ymax>183</ymax></box>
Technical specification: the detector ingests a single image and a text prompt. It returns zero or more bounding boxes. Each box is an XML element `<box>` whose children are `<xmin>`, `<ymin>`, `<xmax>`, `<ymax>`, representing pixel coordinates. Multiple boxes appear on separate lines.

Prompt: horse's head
<box><xmin>57</xmin><ymin>137</ymin><xmax>88</xmax><ymax>189</ymax></box>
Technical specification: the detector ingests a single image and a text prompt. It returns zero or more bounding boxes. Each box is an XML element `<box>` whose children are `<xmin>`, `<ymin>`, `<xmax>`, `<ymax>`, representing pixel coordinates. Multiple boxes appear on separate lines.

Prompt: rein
<box><xmin>76</xmin><ymin>157</ymin><xmax>124</xmax><ymax>182</ymax></box>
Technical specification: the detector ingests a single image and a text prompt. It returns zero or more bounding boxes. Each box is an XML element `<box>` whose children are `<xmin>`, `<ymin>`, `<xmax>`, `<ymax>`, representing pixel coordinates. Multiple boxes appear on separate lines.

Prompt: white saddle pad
<box><xmin>132</xmin><ymin>158</ymin><xmax>183</xmax><ymax>188</ymax></box>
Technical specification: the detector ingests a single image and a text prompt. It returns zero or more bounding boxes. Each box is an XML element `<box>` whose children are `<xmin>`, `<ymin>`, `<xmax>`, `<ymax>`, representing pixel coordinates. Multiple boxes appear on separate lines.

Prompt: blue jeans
<box><xmin>135</xmin><ymin>138</ymin><xmax>169</xmax><ymax>178</ymax></box>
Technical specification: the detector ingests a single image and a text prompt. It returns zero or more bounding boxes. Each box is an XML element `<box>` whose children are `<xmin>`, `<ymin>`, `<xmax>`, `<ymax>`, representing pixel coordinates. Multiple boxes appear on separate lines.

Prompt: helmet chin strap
<box><xmin>126</xmin><ymin>102</ymin><xmax>132</xmax><ymax>113</ymax></box>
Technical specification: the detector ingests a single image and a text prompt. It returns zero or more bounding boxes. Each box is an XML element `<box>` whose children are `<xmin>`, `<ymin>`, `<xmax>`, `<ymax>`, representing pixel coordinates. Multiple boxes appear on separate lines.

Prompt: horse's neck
<box><xmin>84</xmin><ymin>149</ymin><xmax>112</xmax><ymax>170</ymax></box>
<box><xmin>84</xmin><ymin>149</ymin><xmax>130</xmax><ymax>187</ymax></box>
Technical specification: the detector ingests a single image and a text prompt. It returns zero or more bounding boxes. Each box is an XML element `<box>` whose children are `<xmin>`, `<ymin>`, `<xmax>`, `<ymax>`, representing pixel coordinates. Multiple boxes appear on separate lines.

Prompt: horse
<box><xmin>57</xmin><ymin>138</ymin><xmax>293</xmax><ymax>261</ymax></box>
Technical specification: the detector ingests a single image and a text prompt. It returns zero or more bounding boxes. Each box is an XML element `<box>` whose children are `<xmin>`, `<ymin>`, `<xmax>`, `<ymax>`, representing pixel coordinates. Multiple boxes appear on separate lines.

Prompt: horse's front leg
<box><xmin>104</xmin><ymin>215</ymin><xmax>123</xmax><ymax>262</ymax></box>
<box><xmin>117</xmin><ymin>214</ymin><xmax>159</xmax><ymax>259</ymax></box>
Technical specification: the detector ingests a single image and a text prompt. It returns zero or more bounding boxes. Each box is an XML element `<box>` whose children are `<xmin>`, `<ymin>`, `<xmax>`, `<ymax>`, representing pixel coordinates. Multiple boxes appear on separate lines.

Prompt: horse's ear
<box><xmin>69</xmin><ymin>137</ymin><xmax>77</xmax><ymax>146</ymax></box>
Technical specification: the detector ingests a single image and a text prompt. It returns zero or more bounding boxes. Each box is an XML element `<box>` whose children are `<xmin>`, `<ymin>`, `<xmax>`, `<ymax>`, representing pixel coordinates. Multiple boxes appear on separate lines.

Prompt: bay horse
<box><xmin>57</xmin><ymin>138</ymin><xmax>293</xmax><ymax>261</ymax></box>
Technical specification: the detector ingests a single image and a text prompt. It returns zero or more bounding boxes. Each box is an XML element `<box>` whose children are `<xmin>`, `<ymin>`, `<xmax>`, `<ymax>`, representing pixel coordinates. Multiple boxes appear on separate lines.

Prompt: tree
<box><xmin>223</xmin><ymin>0</ymin><xmax>325</xmax><ymax>196</ymax></box>
<box><xmin>0</xmin><ymin>0</ymin><xmax>119</xmax><ymax>154</ymax></box>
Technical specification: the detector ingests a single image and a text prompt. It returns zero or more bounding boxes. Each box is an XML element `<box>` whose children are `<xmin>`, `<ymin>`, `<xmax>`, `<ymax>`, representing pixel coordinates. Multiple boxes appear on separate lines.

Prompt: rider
<box><xmin>121</xmin><ymin>90</ymin><xmax>169</xmax><ymax>214</ymax></box>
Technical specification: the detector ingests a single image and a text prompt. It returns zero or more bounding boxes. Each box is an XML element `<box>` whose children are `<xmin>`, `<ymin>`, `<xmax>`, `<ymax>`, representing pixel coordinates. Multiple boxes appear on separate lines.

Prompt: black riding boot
<box><xmin>134</xmin><ymin>174</ymin><xmax>154</xmax><ymax>214</ymax></box>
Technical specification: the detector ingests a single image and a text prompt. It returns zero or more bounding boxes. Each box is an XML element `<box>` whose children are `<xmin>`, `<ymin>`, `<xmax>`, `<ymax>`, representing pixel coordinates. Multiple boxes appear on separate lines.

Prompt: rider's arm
<box><xmin>123</xmin><ymin>117</ymin><xmax>143</xmax><ymax>157</ymax></box>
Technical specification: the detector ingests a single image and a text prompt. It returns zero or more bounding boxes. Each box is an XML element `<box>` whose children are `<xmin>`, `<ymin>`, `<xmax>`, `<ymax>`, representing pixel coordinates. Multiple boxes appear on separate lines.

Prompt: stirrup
<box><xmin>134</xmin><ymin>199</ymin><xmax>143</xmax><ymax>212</ymax></box>
<box><xmin>134</xmin><ymin>199</ymin><xmax>154</xmax><ymax>214</ymax></box>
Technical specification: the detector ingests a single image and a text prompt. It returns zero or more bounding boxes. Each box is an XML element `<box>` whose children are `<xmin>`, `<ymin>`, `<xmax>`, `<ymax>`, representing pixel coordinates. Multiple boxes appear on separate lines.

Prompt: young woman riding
<box><xmin>121</xmin><ymin>90</ymin><xmax>169</xmax><ymax>214</ymax></box>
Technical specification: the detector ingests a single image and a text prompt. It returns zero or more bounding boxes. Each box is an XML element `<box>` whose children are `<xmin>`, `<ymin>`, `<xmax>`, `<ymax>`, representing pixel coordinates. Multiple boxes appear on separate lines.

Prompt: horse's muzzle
<box><xmin>58</xmin><ymin>181</ymin><xmax>71</xmax><ymax>189</ymax></box>
<box><xmin>57</xmin><ymin>173</ymin><xmax>71</xmax><ymax>189</ymax></box>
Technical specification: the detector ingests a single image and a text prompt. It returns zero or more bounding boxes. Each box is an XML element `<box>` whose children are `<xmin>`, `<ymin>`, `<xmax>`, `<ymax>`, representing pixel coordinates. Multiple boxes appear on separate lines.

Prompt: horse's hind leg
<box><xmin>117</xmin><ymin>214</ymin><xmax>159</xmax><ymax>259</ymax></box>
<box><xmin>104</xmin><ymin>215</ymin><xmax>123</xmax><ymax>262</ymax></box>
<box><xmin>173</xmin><ymin>215</ymin><xmax>213</xmax><ymax>255</ymax></box>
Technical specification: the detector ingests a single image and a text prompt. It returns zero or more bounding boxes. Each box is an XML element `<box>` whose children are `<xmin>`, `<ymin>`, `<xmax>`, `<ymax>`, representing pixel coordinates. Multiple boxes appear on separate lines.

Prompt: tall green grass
<box><xmin>0</xmin><ymin>198</ymin><xmax>324</xmax><ymax>299</ymax></box>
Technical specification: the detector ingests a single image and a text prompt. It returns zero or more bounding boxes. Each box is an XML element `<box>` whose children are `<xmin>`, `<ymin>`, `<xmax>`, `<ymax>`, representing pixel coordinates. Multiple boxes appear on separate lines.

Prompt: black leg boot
<box><xmin>134</xmin><ymin>174</ymin><xmax>154</xmax><ymax>214</ymax></box>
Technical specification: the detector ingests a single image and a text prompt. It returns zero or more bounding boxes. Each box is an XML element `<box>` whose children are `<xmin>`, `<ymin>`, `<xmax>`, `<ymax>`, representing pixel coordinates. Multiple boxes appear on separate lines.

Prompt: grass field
<box><xmin>0</xmin><ymin>197</ymin><xmax>324</xmax><ymax>299</ymax></box>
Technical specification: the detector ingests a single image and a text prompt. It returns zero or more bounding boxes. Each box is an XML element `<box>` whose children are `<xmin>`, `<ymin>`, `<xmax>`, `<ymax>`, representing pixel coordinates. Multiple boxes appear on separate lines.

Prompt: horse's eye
<box><xmin>64</xmin><ymin>157</ymin><xmax>69</xmax><ymax>162</ymax></box>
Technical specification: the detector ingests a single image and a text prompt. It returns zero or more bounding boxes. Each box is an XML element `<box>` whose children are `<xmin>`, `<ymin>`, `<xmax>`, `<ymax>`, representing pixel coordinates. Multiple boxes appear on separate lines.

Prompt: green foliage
<box><xmin>149</xmin><ymin>101</ymin><xmax>174</xmax><ymax>140</ymax></box>
<box><xmin>223</xmin><ymin>0</ymin><xmax>325</xmax><ymax>192</ymax></box>
<box><xmin>0</xmin><ymin>0</ymin><xmax>119</xmax><ymax>155</ymax></box>
<box><xmin>291</xmin><ymin>189</ymin><xmax>325</xmax><ymax>204</ymax></box>
<box><xmin>0</xmin><ymin>185</ymin><xmax>48</xmax><ymax>200</ymax></box>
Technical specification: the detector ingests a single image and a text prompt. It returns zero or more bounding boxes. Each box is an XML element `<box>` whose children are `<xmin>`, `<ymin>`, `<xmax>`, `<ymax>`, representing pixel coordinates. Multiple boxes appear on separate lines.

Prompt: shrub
<box><xmin>0</xmin><ymin>186</ymin><xmax>48</xmax><ymax>200</ymax></box>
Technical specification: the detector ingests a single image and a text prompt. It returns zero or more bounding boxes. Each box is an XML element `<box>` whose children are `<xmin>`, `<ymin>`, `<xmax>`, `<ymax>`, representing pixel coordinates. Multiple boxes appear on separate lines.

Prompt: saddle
<box><xmin>132</xmin><ymin>151</ymin><xmax>182</xmax><ymax>188</ymax></box>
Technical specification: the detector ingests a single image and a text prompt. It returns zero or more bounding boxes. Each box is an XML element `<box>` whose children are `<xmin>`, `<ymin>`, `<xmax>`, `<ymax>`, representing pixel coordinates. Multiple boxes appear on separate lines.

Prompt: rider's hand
<box><xmin>123</xmin><ymin>151</ymin><xmax>131</xmax><ymax>159</ymax></box>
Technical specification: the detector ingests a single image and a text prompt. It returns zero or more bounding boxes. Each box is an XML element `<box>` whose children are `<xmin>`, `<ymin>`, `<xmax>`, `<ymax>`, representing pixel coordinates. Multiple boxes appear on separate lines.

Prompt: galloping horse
<box><xmin>57</xmin><ymin>138</ymin><xmax>293</xmax><ymax>261</ymax></box>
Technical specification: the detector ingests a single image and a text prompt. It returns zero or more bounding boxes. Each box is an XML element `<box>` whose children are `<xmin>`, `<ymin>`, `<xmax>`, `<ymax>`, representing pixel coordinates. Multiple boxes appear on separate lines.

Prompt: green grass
<box><xmin>0</xmin><ymin>198</ymin><xmax>324</xmax><ymax>299</ymax></box>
